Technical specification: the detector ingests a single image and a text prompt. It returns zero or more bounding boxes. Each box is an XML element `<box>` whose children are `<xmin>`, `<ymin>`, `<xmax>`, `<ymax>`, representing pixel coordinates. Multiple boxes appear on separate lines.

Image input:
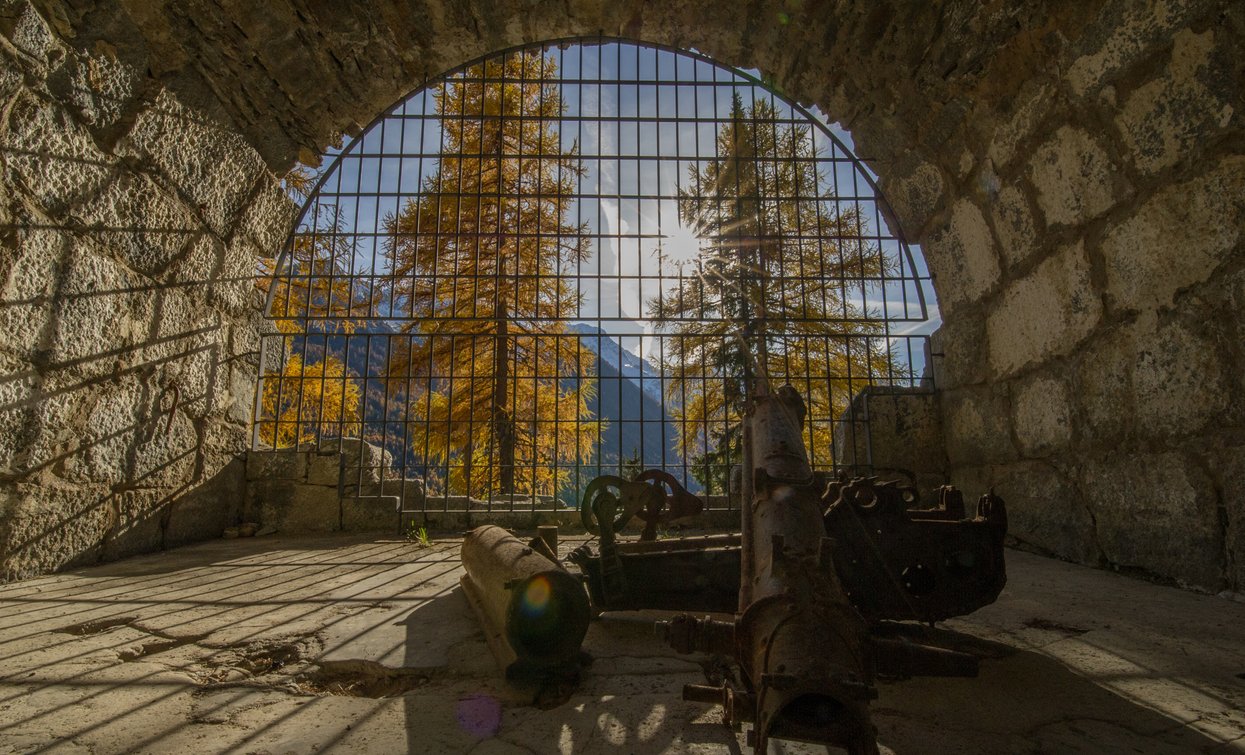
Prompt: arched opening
<box><xmin>254</xmin><ymin>38</ymin><xmax>936</xmax><ymax>523</ymax></box>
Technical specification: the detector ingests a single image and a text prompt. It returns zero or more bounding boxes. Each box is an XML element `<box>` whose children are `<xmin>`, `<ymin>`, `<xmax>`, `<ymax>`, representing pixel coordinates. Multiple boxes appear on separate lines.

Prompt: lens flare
<box><xmin>455</xmin><ymin>693</ymin><xmax>502</xmax><ymax>737</ymax></box>
<box><xmin>520</xmin><ymin>575</ymin><xmax>552</xmax><ymax>617</ymax></box>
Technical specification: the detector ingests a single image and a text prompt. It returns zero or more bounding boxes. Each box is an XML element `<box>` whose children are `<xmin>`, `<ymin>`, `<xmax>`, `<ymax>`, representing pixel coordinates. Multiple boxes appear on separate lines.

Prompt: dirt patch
<box><xmin>191</xmin><ymin>636</ymin><xmax>321</xmax><ymax>685</ymax></box>
<box><xmin>59</xmin><ymin>616</ymin><xmax>140</xmax><ymax>635</ymax></box>
<box><xmin>293</xmin><ymin>659</ymin><xmax>429</xmax><ymax>698</ymax></box>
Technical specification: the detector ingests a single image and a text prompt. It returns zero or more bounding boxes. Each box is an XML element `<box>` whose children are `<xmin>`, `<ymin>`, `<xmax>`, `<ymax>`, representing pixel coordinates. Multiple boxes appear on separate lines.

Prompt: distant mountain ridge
<box><xmin>288</xmin><ymin>320</ymin><xmax>686</xmax><ymax>481</ymax></box>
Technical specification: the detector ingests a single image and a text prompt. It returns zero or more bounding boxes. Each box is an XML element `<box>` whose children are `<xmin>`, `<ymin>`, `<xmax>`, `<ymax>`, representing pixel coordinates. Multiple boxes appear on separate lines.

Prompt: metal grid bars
<box><xmin>255</xmin><ymin>38</ymin><xmax>937</xmax><ymax>521</ymax></box>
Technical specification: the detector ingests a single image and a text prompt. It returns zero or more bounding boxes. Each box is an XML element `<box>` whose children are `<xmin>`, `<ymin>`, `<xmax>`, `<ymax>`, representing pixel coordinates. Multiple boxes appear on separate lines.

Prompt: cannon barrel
<box><xmin>738</xmin><ymin>385</ymin><xmax>877</xmax><ymax>754</ymax></box>
<box><xmin>460</xmin><ymin>525</ymin><xmax>591</xmax><ymax>676</ymax></box>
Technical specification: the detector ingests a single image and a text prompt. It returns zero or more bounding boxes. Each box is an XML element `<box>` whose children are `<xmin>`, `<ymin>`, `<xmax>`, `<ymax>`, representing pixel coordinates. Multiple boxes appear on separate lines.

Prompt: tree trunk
<box><xmin>494</xmin><ymin>304</ymin><xmax>516</xmax><ymax>495</ymax></box>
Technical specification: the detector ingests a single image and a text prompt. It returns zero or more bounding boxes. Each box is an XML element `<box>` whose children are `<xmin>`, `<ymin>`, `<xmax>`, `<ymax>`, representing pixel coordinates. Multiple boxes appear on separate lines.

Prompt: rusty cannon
<box><xmin>566</xmin><ymin>384</ymin><xmax>1007</xmax><ymax>753</ymax></box>
<box><xmin>459</xmin><ymin>525</ymin><xmax>592</xmax><ymax>693</ymax></box>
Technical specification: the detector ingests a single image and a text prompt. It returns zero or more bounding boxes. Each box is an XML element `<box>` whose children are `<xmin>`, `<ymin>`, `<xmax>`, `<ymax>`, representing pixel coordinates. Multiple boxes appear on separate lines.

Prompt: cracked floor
<box><xmin>0</xmin><ymin>534</ymin><xmax>1242</xmax><ymax>754</ymax></box>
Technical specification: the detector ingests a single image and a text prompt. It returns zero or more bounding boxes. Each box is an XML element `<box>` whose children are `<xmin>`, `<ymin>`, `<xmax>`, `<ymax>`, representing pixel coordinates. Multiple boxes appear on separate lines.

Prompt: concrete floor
<box><xmin>0</xmin><ymin>534</ymin><xmax>1242</xmax><ymax>755</ymax></box>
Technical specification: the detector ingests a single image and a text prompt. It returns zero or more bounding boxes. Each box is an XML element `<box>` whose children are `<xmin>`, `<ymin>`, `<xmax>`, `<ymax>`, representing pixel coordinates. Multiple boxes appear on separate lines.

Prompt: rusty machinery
<box><xmin>461</xmin><ymin>385</ymin><xmax>1006</xmax><ymax>753</ymax></box>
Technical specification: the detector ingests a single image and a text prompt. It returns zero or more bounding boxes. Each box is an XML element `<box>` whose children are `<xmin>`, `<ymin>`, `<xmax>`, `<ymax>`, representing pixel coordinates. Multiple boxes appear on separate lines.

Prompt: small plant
<box><xmin>405</xmin><ymin>521</ymin><xmax>431</xmax><ymax>547</ymax></box>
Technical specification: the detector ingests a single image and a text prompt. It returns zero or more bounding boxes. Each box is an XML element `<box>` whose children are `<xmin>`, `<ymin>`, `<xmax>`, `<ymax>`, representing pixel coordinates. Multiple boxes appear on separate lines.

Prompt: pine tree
<box><xmin>650</xmin><ymin>95</ymin><xmax>893</xmax><ymax>487</ymax></box>
<box><xmin>384</xmin><ymin>49</ymin><xmax>600</xmax><ymax>498</ymax></box>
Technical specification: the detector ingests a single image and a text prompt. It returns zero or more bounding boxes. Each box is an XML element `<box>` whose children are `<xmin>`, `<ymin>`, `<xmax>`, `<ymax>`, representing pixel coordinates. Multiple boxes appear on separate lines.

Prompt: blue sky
<box><xmin>290</xmin><ymin>40</ymin><xmax>939</xmax><ymax>376</ymax></box>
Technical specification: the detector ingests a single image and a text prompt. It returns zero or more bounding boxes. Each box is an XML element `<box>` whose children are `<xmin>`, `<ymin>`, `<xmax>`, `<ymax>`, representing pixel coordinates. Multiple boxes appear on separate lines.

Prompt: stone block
<box><xmin>877</xmin><ymin>160</ymin><xmax>944</xmax><ymax>238</ymax></box>
<box><xmin>316</xmin><ymin>437</ymin><xmax>394</xmax><ymax>486</ymax></box>
<box><xmin>0</xmin><ymin>352</ymin><xmax>37</xmax><ymax>477</ymax></box>
<box><xmin>0</xmin><ymin>45</ymin><xmax>18</xmax><ymax>106</ymax></box>
<box><xmin>306</xmin><ymin>452</ymin><xmax>341</xmax><ymax>486</ymax></box>
<box><xmin>1131</xmin><ymin>317</ymin><xmax>1229</xmax><ymax>438</ymax></box>
<box><xmin>1072</xmin><ymin>324</ymin><xmax>1135</xmax><ymax>444</ymax></box>
<box><xmin>165</xmin><ymin>232</ymin><xmax>224</xmax><ymax>289</ymax></box>
<box><xmin>80</xmin><ymin>378</ymin><xmax>146</xmax><ymax>486</ymax></box>
<box><xmin>255</xmin><ymin>481</ymin><xmax>340</xmax><ymax>533</ymax></box>
<box><xmin>161</xmin><ymin>333</ymin><xmax>224</xmax><ymax>421</ymax></box>
<box><xmin>991</xmin><ymin>460</ymin><xmax>1100</xmax><ymax>564</ymax></box>
<box><xmin>128</xmin><ymin>409</ymin><xmax>198</xmax><ymax>489</ymax></box>
<box><xmin>417</xmin><ymin>510</ymin><xmax>474</xmax><ymax>533</ymax></box>
<box><xmin>986</xmin><ymin>80</ymin><xmax>1057</xmax><ymax>170</ymax></box>
<box><xmin>341</xmin><ymin>496</ymin><xmax>399</xmax><ymax>532</ymax></box>
<box><xmin>351</xmin><ymin>478</ymin><xmax>427</xmax><ymax>508</ymax></box>
<box><xmin>835</xmin><ymin>387</ymin><xmax>946</xmax><ymax>487</ymax></box>
<box><xmin>929</xmin><ymin>312</ymin><xmax>987</xmax><ymax>389</ymax></box>
<box><xmin>10</xmin><ymin>366</ymin><xmax>95</xmax><ymax>481</ymax></box>
<box><xmin>234</xmin><ymin>175</ymin><xmax>298</xmax><ymax>254</ymax></box>
<box><xmin>1011</xmin><ymin>373</ymin><xmax>1073</xmax><ymax>457</ymax></box>
<box><xmin>1101</xmin><ymin>155</ymin><xmax>1245</xmax><ymax>312</ymax></box>
<box><xmin>1080</xmin><ymin>451</ymin><xmax>1223</xmax><ymax>590</ymax></box>
<box><xmin>165</xmin><ymin>456</ymin><xmax>246</xmax><ymax>547</ymax></box>
<box><xmin>0</xmin><ymin>221</ymin><xmax>65</xmax><ymax>359</ymax></box>
<box><xmin>1</xmin><ymin>90</ymin><xmax>115</xmax><ymax>215</ymax></box>
<box><xmin>1063</xmin><ymin>0</ymin><xmax>1207</xmax><ymax>97</ymax></box>
<box><xmin>924</xmin><ymin>199</ymin><xmax>1001</xmax><ymax>313</ymax></box>
<box><xmin>0</xmin><ymin>482</ymin><xmax>112</xmax><ymax>581</ymax></box>
<box><xmin>989</xmin><ymin>184</ymin><xmax>1040</xmax><ymax>272</ymax></box>
<box><xmin>50</xmin><ymin>246</ymin><xmax>155</xmax><ymax>373</ymax></box>
<box><xmin>1027</xmin><ymin>126</ymin><xmax>1123</xmax><ymax>227</ymax></box>
<box><xmin>101</xmin><ymin>489</ymin><xmax>171</xmax><ymax>562</ymax></box>
<box><xmin>245</xmin><ymin>449</ymin><xmax>307</xmax><ymax>481</ymax></box>
<box><xmin>72</xmin><ymin>171</ymin><xmax>200</xmax><ymax>277</ymax></box>
<box><xmin>210</xmin><ymin>236</ymin><xmax>262</xmax><ymax>317</ymax></box>
<box><xmin>200</xmin><ymin>420</ymin><xmax>248</xmax><ymax>459</ymax></box>
<box><xmin>224</xmin><ymin>366</ymin><xmax>255</xmax><ymax>426</ymax></box>
<box><xmin>941</xmin><ymin>383</ymin><xmax>1017</xmax><ymax>466</ymax></box>
<box><xmin>49</xmin><ymin>48</ymin><xmax>143</xmax><ymax>136</ymax></box>
<box><xmin>119</xmin><ymin>89</ymin><xmax>265</xmax><ymax>238</ymax></box>
<box><xmin>986</xmin><ymin>241</ymin><xmax>1101</xmax><ymax>377</ymax></box>
<box><xmin>1</xmin><ymin>1</ymin><xmax>67</xmax><ymax>74</ymax></box>
<box><xmin>1116</xmin><ymin>28</ymin><xmax>1238</xmax><ymax>175</ymax></box>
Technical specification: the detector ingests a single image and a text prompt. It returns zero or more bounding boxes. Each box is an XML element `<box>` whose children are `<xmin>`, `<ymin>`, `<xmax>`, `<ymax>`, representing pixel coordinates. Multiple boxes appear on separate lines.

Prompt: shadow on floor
<box><xmin>395</xmin><ymin>608</ymin><xmax>1230</xmax><ymax>754</ymax></box>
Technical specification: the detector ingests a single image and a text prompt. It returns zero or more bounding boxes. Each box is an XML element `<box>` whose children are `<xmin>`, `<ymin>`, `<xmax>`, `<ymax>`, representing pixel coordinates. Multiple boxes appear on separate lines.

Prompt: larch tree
<box><xmin>255</xmin><ymin>178</ymin><xmax>371</xmax><ymax>448</ymax></box>
<box><xmin>384</xmin><ymin>49</ymin><xmax>600</xmax><ymax>498</ymax></box>
<box><xmin>259</xmin><ymin>354</ymin><xmax>362</xmax><ymax>448</ymax></box>
<box><xmin>650</xmin><ymin>94</ymin><xmax>893</xmax><ymax>492</ymax></box>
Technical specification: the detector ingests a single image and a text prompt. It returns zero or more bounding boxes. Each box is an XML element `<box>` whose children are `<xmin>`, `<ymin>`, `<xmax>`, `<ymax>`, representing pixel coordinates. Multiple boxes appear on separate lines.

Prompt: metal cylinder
<box><xmin>536</xmin><ymin>524</ymin><xmax>559</xmax><ymax>556</ymax></box>
<box><xmin>738</xmin><ymin>386</ymin><xmax>877</xmax><ymax>754</ymax></box>
<box><xmin>460</xmin><ymin>525</ymin><xmax>591</xmax><ymax>673</ymax></box>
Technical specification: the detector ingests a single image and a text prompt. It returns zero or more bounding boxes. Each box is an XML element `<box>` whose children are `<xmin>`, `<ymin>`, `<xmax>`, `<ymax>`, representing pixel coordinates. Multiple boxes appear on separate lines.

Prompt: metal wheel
<box><xmin>579</xmin><ymin>475</ymin><xmax>633</xmax><ymax>535</ymax></box>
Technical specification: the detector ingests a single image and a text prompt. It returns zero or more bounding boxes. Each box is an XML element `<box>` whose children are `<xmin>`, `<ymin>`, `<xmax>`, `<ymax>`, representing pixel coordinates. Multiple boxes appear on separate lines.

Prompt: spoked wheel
<box><xmin>635</xmin><ymin>469</ymin><xmax>703</xmax><ymax>522</ymax></box>
<box><xmin>579</xmin><ymin>475</ymin><xmax>633</xmax><ymax>535</ymax></box>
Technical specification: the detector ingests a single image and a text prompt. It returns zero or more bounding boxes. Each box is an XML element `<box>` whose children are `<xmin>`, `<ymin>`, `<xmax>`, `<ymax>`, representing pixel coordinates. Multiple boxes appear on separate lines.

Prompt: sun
<box><xmin>657</xmin><ymin>220</ymin><xmax>704</xmax><ymax>267</ymax></box>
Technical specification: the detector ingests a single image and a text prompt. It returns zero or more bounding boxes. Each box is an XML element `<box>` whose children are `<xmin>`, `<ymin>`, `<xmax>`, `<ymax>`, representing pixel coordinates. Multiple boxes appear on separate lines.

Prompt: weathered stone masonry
<box><xmin>1</xmin><ymin>1</ymin><xmax>1242</xmax><ymax>593</ymax></box>
<box><xmin>0</xmin><ymin>2</ymin><xmax>296</xmax><ymax>580</ymax></box>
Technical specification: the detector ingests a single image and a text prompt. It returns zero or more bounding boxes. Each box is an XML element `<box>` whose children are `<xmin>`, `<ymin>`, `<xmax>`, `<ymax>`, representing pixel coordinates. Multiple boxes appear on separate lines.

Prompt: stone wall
<box><xmin>835</xmin><ymin>387</ymin><xmax>948</xmax><ymax>497</ymax></box>
<box><xmin>243</xmin><ymin>440</ymin><xmax>596</xmax><ymax>535</ymax></box>
<box><xmin>924</xmin><ymin>5</ymin><xmax>1244</xmax><ymax>592</ymax></box>
<box><xmin>1</xmin><ymin>0</ymin><xmax>1242</xmax><ymax>593</ymax></box>
<box><xmin>0</xmin><ymin>2</ymin><xmax>294</xmax><ymax>581</ymax></box>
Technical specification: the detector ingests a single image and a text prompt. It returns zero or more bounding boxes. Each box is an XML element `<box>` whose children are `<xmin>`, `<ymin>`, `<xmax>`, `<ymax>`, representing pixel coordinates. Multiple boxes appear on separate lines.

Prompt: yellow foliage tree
<box><xmin>650</xmin><ymin>95</ymin><xmax>893</xmax><ymax>491</ymax></box>
<box><xmin>254</xmin><ymin>169</ymin><xmax>372</xmax><ymax>448</ymax></box>
<box><xmin>259</xmin><ymin>354</ymin><xmax>362</xmax><ymax>448</ymax></box>
<box><xmin>384</xmin><ymin>49</ymin><xmax>600</xmax><ymax>497</ymax></box>
<box><xmin>256</xmin><ymin>199</ymin><xmax>374</xmax><ymax>336</ymax></box>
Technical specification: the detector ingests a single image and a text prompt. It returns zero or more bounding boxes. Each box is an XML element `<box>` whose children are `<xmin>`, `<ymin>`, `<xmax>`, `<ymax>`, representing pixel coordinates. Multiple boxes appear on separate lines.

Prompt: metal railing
<box><xmin>253</xmin><ymin>38</ymin><xmax>936</xmax><ymax>526</ymax></box>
